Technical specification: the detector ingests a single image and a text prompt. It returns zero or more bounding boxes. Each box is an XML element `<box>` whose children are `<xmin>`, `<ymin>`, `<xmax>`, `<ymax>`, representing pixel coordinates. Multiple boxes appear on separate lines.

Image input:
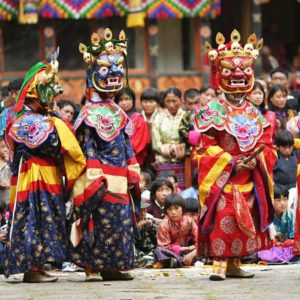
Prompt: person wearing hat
<box><xmin>194</xmin><ymin>30</ymin><xmax>277</xmax><ymax>280</ymax></box>
<box><xmin>69</xmin><ymin>28</ymin><xmax>140</xmax><ymax>281</ymax></box>
<box><xmin>135</xmin><ymin>190</ymin><xmax>157</xmax><ymax>268</ymax></box>
<box><xmin>4</xmin><ymin>54</ymin><xmax>86</xmax><ymax>283</ymax></box>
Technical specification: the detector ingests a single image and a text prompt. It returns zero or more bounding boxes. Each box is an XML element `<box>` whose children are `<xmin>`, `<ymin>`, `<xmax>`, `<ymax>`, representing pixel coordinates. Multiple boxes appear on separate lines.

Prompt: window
<box><xmin>157</xmin><ymin>19</ymin><xmax>196</xmax><ymax>73</ymax></box>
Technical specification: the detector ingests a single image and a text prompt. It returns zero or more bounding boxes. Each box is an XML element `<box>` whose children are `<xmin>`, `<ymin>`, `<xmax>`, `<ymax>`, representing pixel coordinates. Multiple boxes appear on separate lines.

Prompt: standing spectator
<box><xmin>268</xmin><ymin>84</ymin><xmax>296</xmax><ymax>132</ymax></box>
<box><xmin>198</xmin><ymin>86</ymin><xmax>216</xmax><ymax>107</ymax></box>
<box><xmin>179</xmin><ymin>86</ymin><xmax>216</xmax><ymax>187</ymax></box>
<box><xmin>154</xmin><ymin>193</ymin><xmax>198</xmax><ymax>268</ymax></box>
<box><xmin>140</xmin><ymin>87</ymin><xmax>161</xmax><ymax>124</ymax></box>
<box><xmin>0</xmin><ymin>78</ymin><xmax>23</xmax><ymax>136</ymax></box>
<box><xmin>56</xmin><ymin>99</ymin><xmax>76</xmax><ymax>124</ymax></box>
<box><xmin>246</xmin><ymin>81</ymin><xmax>276</xmax><ymax>138</ymax></box>
<box><xmin>269</xmin><ymin>67</ymin><xmax>299</xmax><ymax>112</ymax></box>
<box><xmin>152</xmin><ymin>87</ymin><xmax>186</xmax><ymax>189</ymax></box>
<box><xmin>0</xmin><ymin>136</ymin><xmax>10</xmax><ymax>206</ymax></box>
<box><xmin>183</xmin><ymin>88</ymin><xmax>200</xmax><ymax>112</ymax></box>
<box><xmin>115</xmin><ymin>88</ymin><xmax>150</xmax><ymax>168</ymax></box>
<box><xmin>140</xmin><ymin>88</ymin><xmax>161</xmax><ymax>176</ymax></box>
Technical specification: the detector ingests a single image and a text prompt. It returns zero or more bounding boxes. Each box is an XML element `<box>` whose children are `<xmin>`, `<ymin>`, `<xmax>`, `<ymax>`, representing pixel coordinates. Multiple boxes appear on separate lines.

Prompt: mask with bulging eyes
<box><xmin>91</xmin><ymin>52</ymin><xmax>125</xmax><ymax>93</ymax></box>
<box><xmin>218</xmin><ymin>56</ymin><xmax>254</xmax><ymax>95</ymax></box>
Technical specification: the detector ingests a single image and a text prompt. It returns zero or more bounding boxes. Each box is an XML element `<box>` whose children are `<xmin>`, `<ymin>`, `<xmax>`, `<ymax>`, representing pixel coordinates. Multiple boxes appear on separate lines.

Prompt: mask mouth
<box><xmin>229</xmin><ymin>79</ymin><xmax>247</xmax><ymax>87</ymax></box>
<box><xmin>100</xmin><ymin>124</ymin><xmax>113</xmax><ymax>132</ymax></box>
<box><xmin>105</xmin><ymin>76</ymin><xmax>120</xmax><ymax>86</ymax></box>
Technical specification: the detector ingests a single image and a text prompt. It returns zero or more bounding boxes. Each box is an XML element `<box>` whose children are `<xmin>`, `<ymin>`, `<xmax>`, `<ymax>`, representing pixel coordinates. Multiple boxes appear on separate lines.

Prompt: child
<box><xmin>135</xmin><ymin>196</ymin><xmax>157</xmax><ymax>268</ymax></box>
<box><xmin>180</xmin><ymin>169</ymin><xmax>198</xmax><ymax>201</ymax></box>
<box><xmin>153</xmin><ymin>193</ymin><xmax>198</xmax><ymax>268</ymax></box>
<box><xmin>139</xmin><ymin>171</ymin><xmax>151</xmax><ymax>193</ymax></box>
<box><xmin>159</xmin><ymin>171</ymin><xmax>181</xmax><ymax>193</ymax></box>
<box><xmin>184</xmin><ymin>197</ymin><xmax>199</xmax><ymax>223</ymax></box>
<box><xmin>0</xmin><ymin>201</ymin><xmax>8</xmax><ymax>274</ymax></box>
<box><xmin>0</xmin><ymin>136</ymin><xmax>10</xmax><ymax>206</ymax></box>
<box><xmin>147</xmin><ymin>177</ymin><xmax>173</xmax><ymax>224</ymax></box>
<box><xmin>273</xmin><ymin>130</ymin><xmax>300</xmax><ymax>191</ymax></box>
<box><xmin>258</xmin><ymin>185</ymin><xmax>295</xmax><ymax>262</ymax></box>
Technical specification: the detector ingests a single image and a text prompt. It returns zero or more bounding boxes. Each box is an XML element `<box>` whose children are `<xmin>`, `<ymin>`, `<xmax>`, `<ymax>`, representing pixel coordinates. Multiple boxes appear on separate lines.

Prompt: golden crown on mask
<box><xmin>205</xmin><ymin>29</ymin><xmax>263</xmax><ymax>63</ymax></box>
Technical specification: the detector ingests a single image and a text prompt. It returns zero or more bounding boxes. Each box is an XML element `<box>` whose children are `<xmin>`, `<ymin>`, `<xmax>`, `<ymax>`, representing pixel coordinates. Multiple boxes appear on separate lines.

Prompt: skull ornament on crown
<box><xmin>79</xmin><ymin>28</ymin><xmax>127</xmax><ymax>98</ymax></box>
<box><xmin>205</xmin><ymin>29</ymin><xmax>263</xmax><ymax>94</ymax></box>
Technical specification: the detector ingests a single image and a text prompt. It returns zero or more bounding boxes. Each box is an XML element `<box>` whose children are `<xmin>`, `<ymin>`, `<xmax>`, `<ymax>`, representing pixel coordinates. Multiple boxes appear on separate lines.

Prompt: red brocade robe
<box><xmin>193</xmin><ymin>98</ymin><xmax>277</xmax><ymax>258</ymax></box>
<box><xmin>129</xmin><ymin>112</ymin><xmax>150</xmax><ymax>167</ymax></box>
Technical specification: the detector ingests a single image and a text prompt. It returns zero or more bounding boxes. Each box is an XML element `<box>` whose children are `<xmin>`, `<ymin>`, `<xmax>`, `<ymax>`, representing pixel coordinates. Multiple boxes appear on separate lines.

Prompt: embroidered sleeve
<box><xmin>157</xmin><ymin>221</ymin><xmax>173</xmax><ymax>250</ymax></box>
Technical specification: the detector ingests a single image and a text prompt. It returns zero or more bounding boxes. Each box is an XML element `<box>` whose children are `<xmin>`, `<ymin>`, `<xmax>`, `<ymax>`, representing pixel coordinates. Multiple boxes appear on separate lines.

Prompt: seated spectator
<box><xmin>273</xmin><ymin>130</ymin><xmax>300</xmax><ymax>191</ymax></box>
<box><xmin>258</xmin><ymin>186</ymin><xmax>295</xmax><ymax>262</ymax></box>
<box><xmin>135</xmin><ymin>197</ymin><xmax>157</xmax><ymax>268</ymax></box>
<box><xmin>139</xmin><ymin>171</ymin><xmax>152</xmax><ymax>194</ymax></box>
<box><xmin>0</xmin><ymin>201</ymin><xmax>8</xmax><ymax>274</ymax></box>
<box><xmin>180</xmin><ymin>169</ymin><xmax>198</xmax><ymax>201</ymax></box>
<box><xmin>184</xmin><ymin>197</ymin><xmax>199</xmax><ymax>223</ymax></box>
<box><xmin>159</xmin><ymin>171</ymin><xmax>182</xmax><ymax>193</ymax></box>
<box><xmin>147</xmin><ymin>178</ymin><xmax>173</xmax><ymax>224</ymax></box>
<box><xmin>153</xmin><ymin>194</ymin><xmax>198</xmax><ymax>268</ymax></box>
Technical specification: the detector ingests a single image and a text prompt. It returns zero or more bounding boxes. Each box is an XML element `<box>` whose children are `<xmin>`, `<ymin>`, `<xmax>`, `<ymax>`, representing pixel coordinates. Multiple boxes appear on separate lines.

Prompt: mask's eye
<box><xmin>118</xmin><ymin>65</ymin><xmax>124</xmax><ymax>72</ymax></box>
<box><xmin>23</xmin><ymin>125</ymin><xmax>29</xmax><ymax>131</ymax></box>
<box><xmin>222</xmin><ymin>68</ymin><xmax>231</xmax><ymax>76</ymax></box>
<box><xmin>99</xmin><ymin>66</ymin><xmax>108</xmax><ymax>75</ymax></box>
<box><xmin>244</xmin><ymin>67</ymin><xmax>253</xmax><ymax>76</ymax></box>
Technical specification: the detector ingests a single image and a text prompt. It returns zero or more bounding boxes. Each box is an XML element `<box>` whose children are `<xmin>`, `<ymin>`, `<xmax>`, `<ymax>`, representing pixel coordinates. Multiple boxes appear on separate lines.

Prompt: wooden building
<box><xmin>0</xmin><ymin>0</ymin><xmax>221</xmax><ymax>104</ymax></box>
<box><xmin>1</xmin><ymin>0</ymin><xmax>300</xmax><ymax>104</ymax></box>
